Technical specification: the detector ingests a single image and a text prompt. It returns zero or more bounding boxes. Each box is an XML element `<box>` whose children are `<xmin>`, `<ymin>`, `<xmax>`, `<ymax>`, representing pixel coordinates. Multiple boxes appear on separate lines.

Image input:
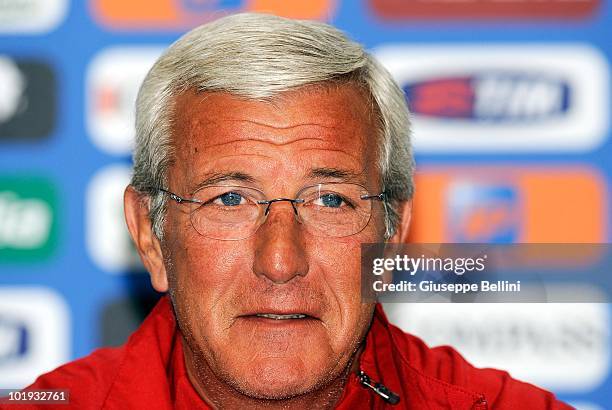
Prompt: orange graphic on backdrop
<box><xmin>92</xmin><ymin>0</ymin><xmax>335</xmax><ymax>29</ymax></box>
<box><xmin>408</xmin><ymin>166</ymin><xmax>607</xmax><ymax>243</ymax></box>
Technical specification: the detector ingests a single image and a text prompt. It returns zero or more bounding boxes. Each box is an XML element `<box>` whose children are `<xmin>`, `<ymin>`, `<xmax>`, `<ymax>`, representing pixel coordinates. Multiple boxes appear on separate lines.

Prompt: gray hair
<box><xmin>131</xmin><ymin>12</ymin><xmax>414</xmax><ymax>240</ymax></box>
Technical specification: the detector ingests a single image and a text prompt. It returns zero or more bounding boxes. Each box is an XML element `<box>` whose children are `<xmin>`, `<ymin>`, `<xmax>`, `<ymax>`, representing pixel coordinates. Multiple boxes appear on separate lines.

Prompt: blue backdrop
<box><xmin>0</xmin><ymin>1</ymin><xmax>610</xmax><ymax>408</ymax></box>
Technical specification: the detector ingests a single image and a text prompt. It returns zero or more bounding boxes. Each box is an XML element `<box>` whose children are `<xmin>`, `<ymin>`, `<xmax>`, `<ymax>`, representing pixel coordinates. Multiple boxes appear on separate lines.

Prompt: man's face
<box><xmin>163</xmin><ymin>84</ymin><xmax>386</xmax><ymax>399</ymax></box>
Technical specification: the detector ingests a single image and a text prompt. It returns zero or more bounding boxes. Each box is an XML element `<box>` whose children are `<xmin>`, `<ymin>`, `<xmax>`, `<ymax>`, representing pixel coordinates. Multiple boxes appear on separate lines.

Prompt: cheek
<box><xmin>168</xmin><ymin>234</ymin><xmax>253</xmax><ymax>341</ymax></box>
<box><xmin>313</xmin><ymin>219</ymin><xmax>383</xmax><ymax>296</ymax></box>
<box><xmin>307</xmin><ymin>235</ymin><xmax>373</xmax><ymax>349</ymax></box>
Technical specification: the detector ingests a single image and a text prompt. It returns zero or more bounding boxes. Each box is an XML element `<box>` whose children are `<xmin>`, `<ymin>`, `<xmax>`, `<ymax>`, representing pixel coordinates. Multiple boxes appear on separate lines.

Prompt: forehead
<box><xmin>169</xmin><ymin>83</ymin><xmax>381</xmax><ymax>190</ymax></box>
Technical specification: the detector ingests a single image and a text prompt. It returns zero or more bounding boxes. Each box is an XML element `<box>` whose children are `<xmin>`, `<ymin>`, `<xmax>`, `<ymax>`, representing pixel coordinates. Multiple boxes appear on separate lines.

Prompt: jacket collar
<box><xmin>336</xmin><ymin>304</ymin><xmax>487</xmax><ymax>409</ymax></box>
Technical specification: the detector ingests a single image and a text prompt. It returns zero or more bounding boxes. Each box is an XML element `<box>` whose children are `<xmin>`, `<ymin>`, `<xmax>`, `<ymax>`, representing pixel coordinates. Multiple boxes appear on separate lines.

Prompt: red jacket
<box><xmin>4</xmin><ymin>297</ymin><xmax>572</xmax><ymax>409</ymax></box>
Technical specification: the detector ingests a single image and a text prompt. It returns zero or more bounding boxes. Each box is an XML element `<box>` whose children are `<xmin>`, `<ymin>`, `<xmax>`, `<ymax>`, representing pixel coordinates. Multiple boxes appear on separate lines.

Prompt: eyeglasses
<box><xmin>156</xmin><ymin>183</ymin><xmax>386</xmax><ymax>240</ymax></box>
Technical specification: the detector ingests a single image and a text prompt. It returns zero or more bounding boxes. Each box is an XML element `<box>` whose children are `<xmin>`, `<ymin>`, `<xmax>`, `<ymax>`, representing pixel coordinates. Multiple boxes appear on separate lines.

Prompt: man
<box><xmin>13</xmin><ymin>13</ymin><xmax>571</xmax><ymax>409</ymax></box>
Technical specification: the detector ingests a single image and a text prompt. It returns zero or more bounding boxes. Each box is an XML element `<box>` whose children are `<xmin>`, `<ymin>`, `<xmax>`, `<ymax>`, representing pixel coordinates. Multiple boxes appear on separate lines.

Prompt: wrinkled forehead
<box><xmin>166</xmin><ymin>83</ymin><xmax>383</xmax><ymax>193</ymax></box>
<box><xmin>171</xmin><ymin>82</ymin><xmax>378</xmax><ymax>135</ymax></box>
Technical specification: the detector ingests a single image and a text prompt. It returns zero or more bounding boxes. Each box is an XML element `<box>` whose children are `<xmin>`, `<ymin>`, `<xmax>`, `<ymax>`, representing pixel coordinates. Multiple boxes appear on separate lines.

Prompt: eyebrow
<box><xmin>188</xmin><ymin>167</ymin><xmax>364</xmax><ymax>194</ymax></box>
<box><xmin>189</xmin><ymin>171</ymin><xmax>257</xmax><ymax>194</ymax></box>
<box><xmin>306</xmin><ymin>167</ymin><xmax>363</xmax><ymax>182</ymax></box>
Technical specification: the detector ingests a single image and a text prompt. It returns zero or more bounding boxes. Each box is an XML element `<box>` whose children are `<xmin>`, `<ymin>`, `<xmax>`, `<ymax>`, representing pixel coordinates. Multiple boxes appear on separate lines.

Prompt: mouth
<box><xmin>234</xmin><ymin>309</ymin><xmax>323</xmax><ymax>335</ymax></box>
<box><xmin>254</xmin><ymin>313</ymin><xmax>308</xmax><ymax>320</ymax></box>
<box><xmin>237</xmin><ymin>311</ymin><xmax>320</xmax><ymax>324</ymax></box>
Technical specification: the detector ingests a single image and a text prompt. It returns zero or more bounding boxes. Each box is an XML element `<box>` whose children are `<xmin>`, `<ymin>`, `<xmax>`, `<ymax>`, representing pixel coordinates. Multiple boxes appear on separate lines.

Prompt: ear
<box><xmin>124</xmin><ymin>185</ymin><xmax>168</xmax><ymax>292</ymax></box>
<box><xmin>387</xmin><ymin>200</ymin><xmax>412</xmax><ymax>244</ymax></box>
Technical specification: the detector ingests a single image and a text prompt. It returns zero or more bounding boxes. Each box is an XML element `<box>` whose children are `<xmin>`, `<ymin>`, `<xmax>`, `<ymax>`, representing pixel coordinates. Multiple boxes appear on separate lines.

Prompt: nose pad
<box><xmin>263</xmin><ymin>199</ymin><xmax>301</xmax><ymax>217</ymax></box>
<box><xmin>289</xmin><ymin>201</ymin><xmax>299</xmax><ymax>216</ymax></box>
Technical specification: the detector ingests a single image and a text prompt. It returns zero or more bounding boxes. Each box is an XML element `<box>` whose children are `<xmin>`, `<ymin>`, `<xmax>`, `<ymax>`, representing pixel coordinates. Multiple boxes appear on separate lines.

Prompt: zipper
<box><xmin>473</xmin><ymin>396</ymin><xmax>488</xmax><ymax>410</ymax></box>
<box><xmin>358</xmin><ymin>370</ymin><xmax>400</xmax><ymax>405</ymax></box>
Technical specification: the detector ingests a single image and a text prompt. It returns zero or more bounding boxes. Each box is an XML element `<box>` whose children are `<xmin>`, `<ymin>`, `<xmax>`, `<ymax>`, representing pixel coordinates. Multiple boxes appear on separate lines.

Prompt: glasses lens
<box><xmin>188</xmin><ymin>186</ymin><xmax>264</xmax><ymax>240</ymax></box>
<box><xmin>297</xmin><ymin>183</ymin><xmax>373</xmax><ymax>237</ymax></box>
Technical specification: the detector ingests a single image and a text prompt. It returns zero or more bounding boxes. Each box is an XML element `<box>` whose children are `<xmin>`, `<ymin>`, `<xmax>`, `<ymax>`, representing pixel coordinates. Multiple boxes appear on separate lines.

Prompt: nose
<box><xmin>252</xmin><ymin>201</ymin><xmax>309</xmax><ymax>284</ymax></box>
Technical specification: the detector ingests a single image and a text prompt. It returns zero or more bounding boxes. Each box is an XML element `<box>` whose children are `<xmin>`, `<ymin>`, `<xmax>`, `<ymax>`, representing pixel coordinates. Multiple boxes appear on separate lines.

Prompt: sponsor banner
<box><xmin>86</xmin><ymin>47</ymin><xmax>163</xmax><ymax>155</ymax></box>
<box><xmin>369</xmin><ymin>0</ymin><xmax>601</xmax><ymax>20</ymax></box>
<box><xmin>86</xmin><ymin>165</ymin><xmax>143</xmax><ymax>273</ymax></box>
<box><xmin>0</xmin><ymin>288</ymin><xmax>70</xmax><ymax>389</ymax></box>
<box><xmin>408</xmin><ymin>166</ymin><xmax>607</xmax><ymax>243</ymax></box>
<box><xmin>0</xmin><ymin>57</ymin><xmax>56</xmax><ymax>141</ymax></box>
<box><xmin>384</xmin><ymin>303</ymin><xmax>610</xmax><ymax>393</ymax></box>
<box><xmin>0</xmin><ymin>0</ymin><xmax>68</xmax><ymax>34</ymax></box>
<box><xmin>375</xmin><ymin>45</ymin><xmax>609</xmax><ymax>152</ymax></box>
<box><xmin>91</xmin><ymin>0</ymin><xmax>336</xmax><ymax>30</ymax></box>
<box><xmin>0</xmin><ymin>176</ymin><xmax>58</xmax><ymax>262</ymax></box>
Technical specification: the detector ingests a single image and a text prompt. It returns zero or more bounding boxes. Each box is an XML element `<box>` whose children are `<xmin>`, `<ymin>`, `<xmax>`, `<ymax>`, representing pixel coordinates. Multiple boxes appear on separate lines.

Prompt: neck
<box><xmin>182</xmin><ymin>338</ymin><xmax>362</xmax><ymax>410</ymax></box>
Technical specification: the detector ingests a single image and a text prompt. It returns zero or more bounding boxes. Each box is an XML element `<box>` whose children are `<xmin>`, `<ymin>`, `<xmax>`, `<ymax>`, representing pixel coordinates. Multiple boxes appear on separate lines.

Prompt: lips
<box><xmin>235</xmin><ymin>295</ymin><xmax>325</xmax><ymax>323</ymax></box>
<box><xmin>255</xmin><ymin>313</ymin><xmax>308</xmax><ymax>320</ymax></box>
<box><xmin>238</xmin><ymin>307</ymin><xmax>321</xmax><ymax>322</ymax></box>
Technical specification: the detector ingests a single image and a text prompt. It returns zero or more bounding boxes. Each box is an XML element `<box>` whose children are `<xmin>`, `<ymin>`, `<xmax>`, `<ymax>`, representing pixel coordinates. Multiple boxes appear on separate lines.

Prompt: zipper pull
<box><xmin>358</xmin><ymin>370</ymin><xmax>400</xmax><ymax>405</ymax></box>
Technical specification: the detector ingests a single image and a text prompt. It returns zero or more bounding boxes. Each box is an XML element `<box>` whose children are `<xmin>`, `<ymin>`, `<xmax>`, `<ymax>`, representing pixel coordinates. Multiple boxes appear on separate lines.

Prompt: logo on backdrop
<box><xmin>0</xmin><ymin>57</ymin><xmax>56</xmax><ymax>141</ymax></box>
<box><xmin>369</xmin><ymin>0</ymin><xmax>601</xmax><ymax>20</ymax></box>
<box><xmin>0</xmin><ymin>288</ymin><xmax>69</xmax><ymax>389</ymax></box>
<box><xmin>404</xmin><ymin>73</ymin><xmax>570</xmax><ymax>122</ymax></box>
<box><xmin>408</xmin><ymin>166</ymin><xmax>607</xmax><ymax>243</ymax></box>
<box><xmin>86</xmin><ymin>47</ymin><xmax>164</xmax><ymax>155</ymax></box>
<box><xmin>0</xmin><ymin>176</ymin><xmax>58</xmax><ymax>262</ymax></box>
<box><xmin>374</xmin><ymin>45</ymin><xmax>609</xmax><ymax>152</ymax></box>
<box><xmin>91</xmin><ymin>0</ymin><xmax>336</xmax><ymax>29</ymax></box>
<box><xmin>384</xmin><ymin>303</ymin><xmax>610</xmax><ymax>393</ymax></box>
<box><xmin>447</xmin><ymin>183</ymin><xmax>520</xmax><ymax>243</ymax></box>
<box><xmin>0</xmin><ymin>0</ymin><xmax>68</xmax><ymax>34</ymax></box>
<box><xmin>0</xmin><ymin>317</ymin><xmax>28</xmax><ymax>364</ymax></box>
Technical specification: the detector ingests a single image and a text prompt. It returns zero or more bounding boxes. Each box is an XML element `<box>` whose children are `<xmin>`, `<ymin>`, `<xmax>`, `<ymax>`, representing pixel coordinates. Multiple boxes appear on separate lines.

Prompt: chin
<box><xmin>225</xmin><ymin>357</ymin><xmax>330</xmax><ymax>400</ymax></box>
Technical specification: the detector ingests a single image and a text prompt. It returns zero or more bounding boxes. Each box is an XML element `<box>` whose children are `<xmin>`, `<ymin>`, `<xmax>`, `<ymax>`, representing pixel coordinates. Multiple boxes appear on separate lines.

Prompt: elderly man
<box><xmin>17</xmin><ymin>13</ymin><xmax>571</xmax><ymax>410</ymax></box>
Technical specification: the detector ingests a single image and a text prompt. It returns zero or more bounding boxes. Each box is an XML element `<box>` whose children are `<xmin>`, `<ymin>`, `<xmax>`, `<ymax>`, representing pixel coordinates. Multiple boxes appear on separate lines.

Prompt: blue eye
<box><xmin>319</xmin><ymin>193</ymin><xmax>343</xmax><ymax>208</ymax></box>
<box><xmin>218</xmin><ymin>192</ymin><xmax>243</xmax><ymax>206</ymax></box>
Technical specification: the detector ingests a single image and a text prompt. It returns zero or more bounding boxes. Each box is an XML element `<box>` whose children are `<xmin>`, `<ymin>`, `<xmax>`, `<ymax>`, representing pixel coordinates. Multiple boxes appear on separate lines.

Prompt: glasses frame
<box><xmin>155</xmin><ymin>183</ymin><xmax>387</xmax><ymax>240</ymax></box>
